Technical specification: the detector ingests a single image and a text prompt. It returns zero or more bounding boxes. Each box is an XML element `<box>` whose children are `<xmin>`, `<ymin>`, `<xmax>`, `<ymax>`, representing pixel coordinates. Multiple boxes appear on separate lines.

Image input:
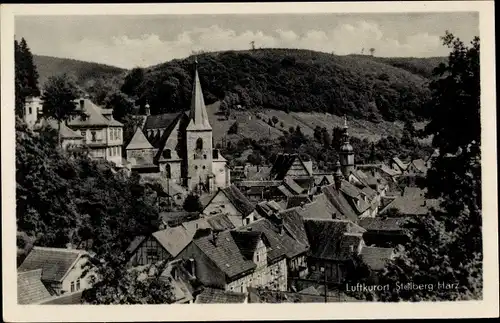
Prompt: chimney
<box><xmin>188</xmin><ymin>258</ymin><xmax>196</xmax><ymax>277</ymax></box>
<box><xmin>334</xmin><ymin>161</ymin><xmax>343</xmax><ymax>190</ymax></box>
<box><xmin>331</xmin><ymin>211</ymin><xmax>337</xmax><ymax>220</ymax></box>
<box><xmin>79</xmin><ymin>99</ymin><xmax>84</xmax><ymax>111</ymax></box>
<box><xmin>300</xmin><ymin>201</ymin><xmax>306</xmax><ymax>208</ymax></box>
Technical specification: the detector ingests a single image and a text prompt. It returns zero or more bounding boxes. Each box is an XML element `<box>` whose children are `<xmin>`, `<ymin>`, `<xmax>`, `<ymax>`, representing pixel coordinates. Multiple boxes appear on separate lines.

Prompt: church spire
<box><xmin>187</xmin><ymin>58</ymin><xmax>212</xmax><ymax>131</ymax></box>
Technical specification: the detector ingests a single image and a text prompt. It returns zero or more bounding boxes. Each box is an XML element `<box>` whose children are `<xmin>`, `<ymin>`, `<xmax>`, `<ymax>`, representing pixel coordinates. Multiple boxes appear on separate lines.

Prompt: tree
<box><xmin>228</xmin><ymin>121</ymin><xmax>239</xmax><ymax>135</ymax></box>
<box><xmin>369</xmin><ymin>48</ymin><xmax>375</xmax><ymax>56</ymax></box>
<box><xmin>250</xmin><ymin>41</ymin><xmax>256</xmax><ymax>50</ymax></box>
<box><xmin>271</xmin><ymin>116</ymin><xmax>279</xmax><ymax>126</ymax></box>
<box><xmin>121</xmin><ymin>67</ymin><xmax>145</xmax><ymax>97</ymax></box>
<box><xmin>105</xmin><ymin>91</ymin><xmax>135</xmax><ymax>122</ymax></box>
<box><xmin>183</xmin><ymin>193</ymin><xmax>203</xmax><ymax>212</ymax></box>
<box><xmin>83</xmin><ymin>261</ymin><xmax>175</xmax><ymax>304</ymax></box>
<box><xmin>15</xmin><ymin>38</ymin><xmax>40</xmax><ymax>117</ymax></box>
<box><xmin>41</xmin><ymin>74</ymin><xmax>81</xmax><ymax>147</ymax></box>
<box><xmin>374</xmin><ymin>32</ymin><xmax>482</xmax><ymax>302</ymax></box>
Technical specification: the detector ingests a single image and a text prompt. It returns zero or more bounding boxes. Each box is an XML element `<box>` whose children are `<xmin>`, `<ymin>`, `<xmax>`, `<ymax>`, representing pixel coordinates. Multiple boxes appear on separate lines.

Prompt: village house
<box><xmin>303</xmin><ymin>218</ymin><xmax>366</xmax><ymax>284</ymax></box>
<box><xmin>17</xmin><ymin>269</ymin><xmax>52</xmax><ymax>304</ymax></box>
<box><xmin>24</xmin><ymin>96</ymin><xmax>43</xmax><ymax>129</ymax></box>
<box><xmin>18</xmin><ymin>246</ymin><xmax>95</xmax><ymax>297</ymax></box>
<box><xmin>358</xmin><ymin>217</ymin><xmax>407</xmax><ymax>247</ymax></box>
<box><xmin>379</xmin><ymin>186</ymin><xmax>441</xmax><ymax>217</ymax></box>
<box><xmin>177</xmin><ymin>228</ymin><xmax>288</xmax><ymax>293</ymax></box>
<box><xmin>202</xmin><ymin>184</ymin><xmax>256</xmax><ymax>227</ymax></box>
<box><xmin>35</xmin><ymin>118</ymin><xmax>85</xmax><ymax>152</ymax></box>
<box><xmin>125</xmin><ymin>60</ymin><xmax>230</xmax><ymax>193</ymax></box>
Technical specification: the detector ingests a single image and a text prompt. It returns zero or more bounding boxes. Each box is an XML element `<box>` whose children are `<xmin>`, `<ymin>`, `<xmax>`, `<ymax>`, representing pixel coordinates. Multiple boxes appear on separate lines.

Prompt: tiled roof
<box><xmin>195</xmin><ymin>288</ymin><xmax>246</xmax><ymax>304</ymax></box>
<box><xmin>247</xmin><ymin>287</ymin><xmax>359</xmax><ymax>303</ymax></box>
<box><xmin>360</xmin><ymin>246</ymin><xmax>394</xmax><ymax>271</ymax></box>
<box><xmin>68</xmin><ymin>98</ymin><xmax>123</xmax><ymax>127</ymax></box>
<box><xmin>286</xmin><ymin>195</ymin><xmax>311</xmax><ymax>209</ymax></box>
<box><xmin>143</xmin><ymin>112</ymin><xmax>182</xmax><ymax>130</ymax></box>
<box><xmin>380</xmin><ymin>187</ymin><xmax>441</xmax><ymax>216</ymax></box>
<box><xmin>284</xmin><ymin>177</ymin><xmax>306</xmax><ymax>195</ymax></box>
<box><xmin>380</xmin><ymin>164</ymin><xmax>401</xmax><ymax>177</ymax></box>
<box><xmin>255</xmin><ymin>200</ymin><xmax>283</xmax><ymax>218</ymax></box>
<box><xmin>353</xmin><ymin>169</ymin><xmax>378</xmax><ymax>187</ymax></box>
<box><xmin>219</xmin><ymin>185</ymin><xmax>255</xmax><ymax>217</ymax></box>
<box><xmin>36</xmin><ymin>118</ymin><xmax>83</xmax><ymax>139</ymax></box>
<box><xmin>297</xmin><ymin>193</ymin><xmax>343</xmax><ymax>221</ymax></box>
<box><xmin>17</xmin><ymin>269</ymin><xmax>52</xmax><ymax>304</ymax></box>
<box><xmin>194</xmin><ymin>230</ymin><xmax>256</xmax><ymax>279</ymax></box>
<box><xmin>361</xmin><ymin>186</ymin><xmax>377</xmax><ymax>200</ymax></box>
<box><xmin>321</xmin><ymin>185</ymin><xmax>359</xmax><ymax>222</ymax></box>
<box><xmin>206</xmin><ymin>213</ymin><xmax>236</xmax><ymax>232</ymax></box>
<box><xmin>152</xmin><ymin>226</ymin><xmax>194</xmax><ymax>257</ymax></box>
<box><xmin>304</xmin><ymin>219</ymin><xmax>364</xmax><ymax>261</ymax></box>
<box><xmin>18</xmin><ymin>247</ymin><xmax>85</xmax><ymax>282</ymax></box>
<box><xmin>278</xmin><ymin>208</ymin><xmax>310</xmax><ymax>249</ymax></box>
<box><xmin>38</xmin><ymin>290</ymin><xmax>84</xmax><ymax>305</ymax></box>
<box><xmin>126</xmin><ymin>126</ymin><xmax>154</xmax><ymax>150</ymax></box>
<box><xmin>339</xmin><ymin>180</ymin><xmax>363</xmax><ymax>198</ymax></box>
<box><xmin>182</xmin><ymin>218</ymin><xmax>212</xmax><ymax>235</ymax></box>
<box><xmin>277</xmin><ymin>185</ymin><xmax>295</xmax><ymax>197</ymax></box>
<box><xmin>313</xmin><ymin>174</ymin><xmax>334</xmax><ymax>186</ymax></box>
<box><xmin>236</xmin><ymin>180</ymin><xmax>282</xmax><ymax>188</ymax></box>
<box><xmin>231</xmin><ymin>230</ymin><xmax>265</xmax><ymax>259</ymax></box>
<box><xmin>358</xmin><ymin>217</ymin><xmax>405</xmax><ymax>232</ymax></box>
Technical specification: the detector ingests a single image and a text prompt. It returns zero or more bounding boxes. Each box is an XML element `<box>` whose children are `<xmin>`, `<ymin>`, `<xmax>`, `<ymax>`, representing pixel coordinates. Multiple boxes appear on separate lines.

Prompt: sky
<box><xmin>15</xmin><ymin>12</ymin><xmax>479</xmax><ymax>69</ymax></box>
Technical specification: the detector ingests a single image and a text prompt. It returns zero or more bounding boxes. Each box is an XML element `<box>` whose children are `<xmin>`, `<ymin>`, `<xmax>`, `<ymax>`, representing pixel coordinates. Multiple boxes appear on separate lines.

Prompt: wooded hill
<box><xmin>121</xmin><ymin>49</ymin><xmax>443</xmax><ymax>123</ymax></box>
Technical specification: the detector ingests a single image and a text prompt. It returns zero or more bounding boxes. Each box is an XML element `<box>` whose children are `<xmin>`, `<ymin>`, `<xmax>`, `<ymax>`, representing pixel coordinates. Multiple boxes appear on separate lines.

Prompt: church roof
<box><xmin>187</xmin><ymin>63</ymin><xmax>212</xmax><ymax>131</ymax></box>
<box><xmin>126</xmin><ymin>126</ymin><xmax>154</xmax><ymax>150</ymax></box>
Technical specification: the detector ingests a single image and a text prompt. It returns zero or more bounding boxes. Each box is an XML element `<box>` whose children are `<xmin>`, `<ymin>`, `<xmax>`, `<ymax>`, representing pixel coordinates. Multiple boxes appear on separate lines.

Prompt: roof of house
<box><xmin>36</xmin><ymin>118</ymin><xmax>83</xmax><ymax>139</ymax></box>
<box><xmin>193</xmin><ymin>230</ymin><xmax>256</xmax><ymax>279</ymax></box>
<box><xmin>243</xmin><ymin>217</ymin><xmax>308</xmax><ymax>261</ymax></box>
<box><xmin>160</xmin><ymin>262</ymin><xmax>195</xmax><ymax>303</ymax></box>
<box><xmin>411</xmin><ymin>159</ymin><xmax>428</xmax><ymax>173</ymax></box>
<box><xmin>206</xmin><ymin>213</ymin><xmax>237</xmax><ymax>232</ymax></box>
<box><xmin>195</xmin><ymin>287</ymin><xmax>246</xmax><ymax>304</ymax></box>
<box><xmin>321</xmin><ymin>185</ymin><xmax>359</xmax><ymax>222</ymax></box>
<box><xmin>17</xmin><ymin>269</ymin><xmax>52</xmax><ymax>304</ymax></box>
<box><xmin>380</xmin><ymin>187</ymin><xmax>441</xmax><ymax>216</ymax></box>
<box><xmin>207</xmin><ymin>185</ymin><xmax>254</xmax><ymax>217</ymax></box>
<box><xmin>392</xmin><ymin>157</ymin><xmax>409</xmax><ymax>170</ymax></box>
<box><xmin>380</xmin><ymin>164</ymin><xmax>402</xmax><ymax>177</ymax></box>
<box><xmin>284</xmin><ymin>177</ymin><xmax>306</xmax><ymax>195</ymax></box>
<box><xmin>277</xmin><ymin>185</ymin><xmax>295</xmax><ymax>197</ymax></box>
<box><xmin>236</xmin><ymin>180</ymin><xmax>282</xmax><ymax>188</ymax></box>
<box><xmin>67</xmin><ymin>98</ymin><xmax>123</xmax><ymax>127</ymax></box>
<box><xmin>286</xmin><ymin>195</ymin><xmax>312</xmax><ymax>209</ymax></box>
<box><xmin>126</xmin><ymin>126</ymin><xmax>154</xmax><ymax>150</ymax></box>
<box><xmin>358</xmin><ymin>217</ymin><xmax>405</xmax><ymax>232</ymax></box>
<box><xmin>38</xmin><ymin>290</ymin><xmax>84</xmax><ymax>305</ymax></box>
<box><xmin>353</xmin><ymin>169</ymin><xmax>378</xmax><ymax>187</ymax></box>
<box><xmin>143</xmin><ymin>112</ymin><xmax>182</xmax><ymax>130</ymax></box>
<box><xmin>298</xmin><ymin>286</ymin><xmax>321</xmax><ymax>295</ymax></box>
<box><xmin>278</xmin><ymin>208</ymin><xmax>310</xmax><ymax>249</ymax></box>
<box><xmin>247</xmin><ymin>287</ymin><xmax>359</xmax><ymax>303</ymax></box>
<box><xmin>304</xmin><ymin>219</ymin><xmax>364</xmax><ymax>261</ymax></box>
<box><xmin>152</xmin><ymin>226</ymin><xmax>194</xmax><ymax>257</ymax></box>
<box><xmin>360</xmin><ymin>246</ymin><xmax>394</xmax><ymax>271</ymax></box>
<box><xmin>296</xmin><ymin>193</ymin><xmax>341</xmax><ymax>221</ymax></box>
<box><xmin>18</xmin><ymin>247</ymin><xmax>86</xmax><ymax>282</ymax></box>
<box><xmin>255</xmin><ymin>200</ymin><xmax>283</xmax><ymax>218</ymax></box>
<box><xmin>231</xmin><ymin>230</ymin><xmax>266</xmax><ymax>260</ymax></box>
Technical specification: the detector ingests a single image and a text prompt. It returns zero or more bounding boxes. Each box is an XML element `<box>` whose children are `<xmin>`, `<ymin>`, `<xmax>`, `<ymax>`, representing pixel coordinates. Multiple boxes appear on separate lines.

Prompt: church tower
<box><xmin>186</xmin><ymin>59</ymin><xmax>214</xmax><ymax>193</ymax></box>
<box><xmin>339</xmin><ymin>116</ymin><xmax>355</xmax><ymax>177</ymax></box>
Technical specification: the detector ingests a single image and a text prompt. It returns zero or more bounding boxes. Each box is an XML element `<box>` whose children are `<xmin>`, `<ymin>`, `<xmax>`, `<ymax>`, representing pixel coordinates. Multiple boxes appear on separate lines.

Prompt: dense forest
<box><xmin>119</xmin><ymin>49</ymin><xmax>435</xmax><ymax>122</ymax></box>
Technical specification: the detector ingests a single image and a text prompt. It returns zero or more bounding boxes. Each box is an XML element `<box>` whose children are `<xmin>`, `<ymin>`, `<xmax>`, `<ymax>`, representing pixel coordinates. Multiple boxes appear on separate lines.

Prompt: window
<box><xmin>203</xmin><ymin>154</ymin><xmax>207</xmax><ymax>159</ymax></box>
<box><xmin>108</xmin><ymin>148</ymin><xmax>112</xmax><ymax>156</ymax></box>
<box><xmin>256</xmin><ymin>254</ymin><xmax>260</xmax><ymax>262</ymax></box>
<box><xmin>28</xmin><ymin>107</ymin><xmax>32</xmax><ymax>114</ymax></box>
<box><xmin>166</xmin><ymin>164</ymin><xmax>171</xmax><ymax>179</ymax></box>
<box><xmin>117</xmin><ymin>130</ymin><xmax>121</xmax><ymax>140</ymax></box>
<box><xmin>70</xmin><ymin>281</ymin><xmax>75</xmax><ymax>292</ymax></box>
<box><xmin>196</xmin><ymin>138</ymin><xmax>203</xmax><ymax>150</ymax></box>
<box><xmin>110</xmin><ymin>130</ymin><xmax>114</xmax><ymax>141</ymax></box>
<box><xmin>76</xmin><ymin>279</ymin><xmax>81</xmax><ymax>291</ymax></box>
<box><xmin>163</xmin><ymin>149</ymin><xmax>171</xmax><ymax>159</ymax></box>
<box><xmin>202</xmin><ymin>165</ymin><xmax>206</xmax><ymax>169</ymax></box>
<box><xmin>91</xmin><ymin>131</ymin><xmax>97</xmax><ymax>142</ymax></box>
<box><xmin>194</xmin><ymin>166</ymin><xmax>198</xmax><ymax>170</ymax></box>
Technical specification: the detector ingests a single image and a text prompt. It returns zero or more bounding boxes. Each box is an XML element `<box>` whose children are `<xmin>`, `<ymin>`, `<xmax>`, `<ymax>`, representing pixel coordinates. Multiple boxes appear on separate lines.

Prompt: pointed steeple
<box><xmin>187</xmin><ymin>58</ymin><xmax>212</xmax><ymax>131</ymax></box>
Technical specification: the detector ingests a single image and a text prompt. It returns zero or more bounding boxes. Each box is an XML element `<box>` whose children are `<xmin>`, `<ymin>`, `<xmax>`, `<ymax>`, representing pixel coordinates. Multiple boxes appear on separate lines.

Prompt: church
<box><xmin>125</xmin><ymin>60</ymin><xmax>230</xmax><ymax>193</ymax></box>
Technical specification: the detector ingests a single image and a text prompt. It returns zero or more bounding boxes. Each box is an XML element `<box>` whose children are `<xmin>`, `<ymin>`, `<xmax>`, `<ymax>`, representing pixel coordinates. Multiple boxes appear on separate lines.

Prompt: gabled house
<box><xmin>34</xmin><ymin>118</ymin><xmax>84</xmax><ymax>152</ymax></box>
<box><xmin>269</xmin><ymin>153</ymin><xmax>313</xmax><ymax>181</ymax></box>
<box><xmin>126</xmin><ymin>226</ymin><xmax>194</xmax><ymax>266</ymax></box>
<box><xmin>407</xmin><ymin>158</ymin><xmax>428</xmax><ymax>175</ymax></box>
<box><xmin>177</xmin><ymin>228</ymin><xmax>288</xmax><ymax>293</ymax></box>
<box><xmin>303</xmin><ymin>219</ymin><xmax>366</xmax><ymax>284</ymax></box>
<box><xmin>359</xmin><ymin>217</ymin><xmax>407</xmax><ymax>247</ymax></box>
<box><xmin>379</xmin><ymin>187</ymin><xmax>441</xmax><ymax>217</ymax></box>
<box><xmin>18</xmin><ymin>247</ymin><xmax>95</xmax><ymax>296</ymax></box>
<box><xmin>391</xmin><ymin>157</ymin><xmax>409</xmax><ymax>174</ymax></box>
<box><xmin>202</xmin><ymin>185</ymin><xmax>256</xmax><ymax>227</ymax></box>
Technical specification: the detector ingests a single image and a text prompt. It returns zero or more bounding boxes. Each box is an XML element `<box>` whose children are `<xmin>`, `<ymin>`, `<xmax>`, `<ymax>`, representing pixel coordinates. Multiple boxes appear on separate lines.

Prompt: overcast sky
<box><xmin>15</xmin><ymin>12</ymin><xmax>479</xmax><ymax>69</ymax></box>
